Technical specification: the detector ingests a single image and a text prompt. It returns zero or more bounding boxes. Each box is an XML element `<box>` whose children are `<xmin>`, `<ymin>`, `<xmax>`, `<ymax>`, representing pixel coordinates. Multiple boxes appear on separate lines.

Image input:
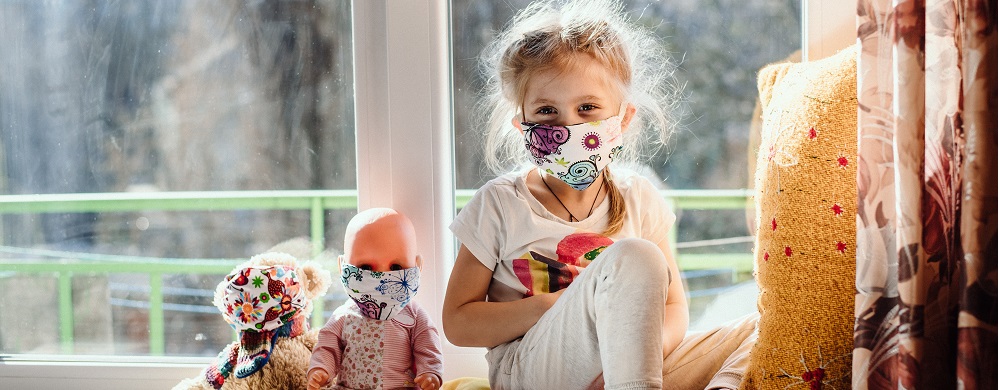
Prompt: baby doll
<box><xmin>308</xmin><ymin>208</ymin><xmax>444</xmax><ymax>390</ymax></box>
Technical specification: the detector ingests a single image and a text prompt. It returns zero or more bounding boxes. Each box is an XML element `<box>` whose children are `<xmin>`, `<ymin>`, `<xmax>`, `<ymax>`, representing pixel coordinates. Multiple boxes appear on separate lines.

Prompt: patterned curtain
<box><xmin>855</xmin><ymin>0</ymin><xmax>997</xmax><ymax>389</ymax></box>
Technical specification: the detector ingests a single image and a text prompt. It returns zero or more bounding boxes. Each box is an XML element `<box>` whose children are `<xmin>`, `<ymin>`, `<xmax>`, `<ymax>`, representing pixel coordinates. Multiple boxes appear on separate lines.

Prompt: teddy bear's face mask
<box><xmin>216</xmin><ymin>265</ymin><xmax>310</xmax><ymax>331</ymax></box>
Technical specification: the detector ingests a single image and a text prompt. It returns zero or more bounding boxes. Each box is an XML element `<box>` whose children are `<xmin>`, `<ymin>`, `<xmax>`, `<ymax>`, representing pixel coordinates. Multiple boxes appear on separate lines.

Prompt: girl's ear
<box><xmin>620</xmin><ymin>103</ymin><xmax>637</xmax><ymax>132</ymax></box>
<box><xmin>511</xmin><ymin>115</ymin><xmax>524</xmax><ymax>133</ymax></box>
<box><xmin>337</xmin><ymin>254</ymin><xmax>344</xmax><ymax>270</ymax></box>
<box><xmin>415</xmin><ymin>254</ymin><xmax>424</xmax><ymax>270</ymax></box>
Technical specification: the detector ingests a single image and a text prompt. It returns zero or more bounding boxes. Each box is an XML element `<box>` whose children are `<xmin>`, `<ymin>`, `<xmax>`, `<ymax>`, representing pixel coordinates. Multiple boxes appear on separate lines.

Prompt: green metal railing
<box><xmin>0</xmin><ymin>189</ymin><xmax>752</xmax><ymax>355</ymax></box>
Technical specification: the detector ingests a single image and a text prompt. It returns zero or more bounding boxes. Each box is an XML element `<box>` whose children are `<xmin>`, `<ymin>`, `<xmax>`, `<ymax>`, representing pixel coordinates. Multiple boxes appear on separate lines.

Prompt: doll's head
<box><xmin>339</xmin><ymin>208</ymin><xmax>422</xmax><ymax>320</ymax></box>
<box><xmin>340</xmin><ymin>207</ymin><xmax>421</xmax><ymax>271</ymax></box>
<box><xmin>478</xmin><ymin>0</ymin><xmax>681</xmax><ymax>174</ymax></box>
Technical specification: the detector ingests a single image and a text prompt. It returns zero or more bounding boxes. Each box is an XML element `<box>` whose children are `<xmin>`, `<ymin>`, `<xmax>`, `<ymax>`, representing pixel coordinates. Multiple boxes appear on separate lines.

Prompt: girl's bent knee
<box><xmin>599</xmin><ymin>238</ymin><xmax>669</xmax><ymax>280</ymax></box>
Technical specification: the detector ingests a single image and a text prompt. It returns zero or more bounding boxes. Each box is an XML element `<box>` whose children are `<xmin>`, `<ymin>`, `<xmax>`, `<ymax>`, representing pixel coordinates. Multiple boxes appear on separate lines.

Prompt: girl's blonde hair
<box><xmin>477</xmin><ymin>0</ymin><xmax>681</xmax><ymax>235</ymax></box>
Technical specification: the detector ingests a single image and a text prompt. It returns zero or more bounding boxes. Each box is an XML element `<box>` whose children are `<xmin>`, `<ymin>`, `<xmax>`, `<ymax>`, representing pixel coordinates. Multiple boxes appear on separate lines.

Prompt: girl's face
<box><xmin>521</xmin><ymin>53</ymin><xmax>628</xmax><ymax>127</ymax></box>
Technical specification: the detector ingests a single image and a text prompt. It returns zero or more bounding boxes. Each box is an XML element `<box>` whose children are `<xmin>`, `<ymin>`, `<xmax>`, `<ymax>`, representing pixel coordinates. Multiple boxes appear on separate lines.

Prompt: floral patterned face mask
<box><xmin>522</xmin><ymin>107</ymin><xmax>626</xmax><ymax>191</ymax></box>
<box><xmin>340</xmin><ymin>263</ymin><xmax>420</xmax><ymax>321</ymax></box>
<box><xmin>215</xmin><ymin>264</ymin><xmax>309</xmax><ymax>332</ymax></box>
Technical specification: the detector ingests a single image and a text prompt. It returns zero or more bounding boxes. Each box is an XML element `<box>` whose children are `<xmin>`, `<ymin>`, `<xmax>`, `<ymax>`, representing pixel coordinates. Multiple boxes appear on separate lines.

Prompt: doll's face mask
<box><xmin>340</xmin><ymin>263</ymin><xmax>420</xmax><ymax>321</ymax></box>
<box><xmin>522</xmin><ymin>108</ymin><xmax>625</xmax><ymax>191</ymax></box>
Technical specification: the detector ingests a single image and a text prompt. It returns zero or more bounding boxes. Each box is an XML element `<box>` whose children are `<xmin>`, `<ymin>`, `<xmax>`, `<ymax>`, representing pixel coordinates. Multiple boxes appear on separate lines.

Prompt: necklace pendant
<box><xmin>539</xmin><ymin>168</ymin><xmax>602</xmax><ymax>224</ymax></box>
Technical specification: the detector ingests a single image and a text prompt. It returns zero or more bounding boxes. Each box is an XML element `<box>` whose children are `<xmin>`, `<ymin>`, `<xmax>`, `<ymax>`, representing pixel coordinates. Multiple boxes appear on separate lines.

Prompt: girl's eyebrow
<box><xmin>529</xmin><ymin>95</ymin><xmax>605</xmax><ymax>105</ymax></box>
<box><xmin>528</xmin><ymin>98</ymin><xmax>557</xmax><ymax>105</ymax></box>
<box><xmin>577</xmin><ymin>95</ymin><xmax>606</xmax><ymax>103</ymax></box>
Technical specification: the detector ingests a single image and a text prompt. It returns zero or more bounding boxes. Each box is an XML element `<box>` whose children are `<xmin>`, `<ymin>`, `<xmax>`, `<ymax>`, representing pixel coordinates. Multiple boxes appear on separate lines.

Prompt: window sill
<box><xmin>0</xmin><ymin>355</ymin><xmax>207</xmax><ymax>389</ymax></box>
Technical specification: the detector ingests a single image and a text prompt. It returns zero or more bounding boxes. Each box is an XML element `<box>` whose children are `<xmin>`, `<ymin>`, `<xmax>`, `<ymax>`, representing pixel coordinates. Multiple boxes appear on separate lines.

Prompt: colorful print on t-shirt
<box><xmin>513</xmin><ymin>232</ymin><xmax>614</xmax><ymax>296</ymax></box>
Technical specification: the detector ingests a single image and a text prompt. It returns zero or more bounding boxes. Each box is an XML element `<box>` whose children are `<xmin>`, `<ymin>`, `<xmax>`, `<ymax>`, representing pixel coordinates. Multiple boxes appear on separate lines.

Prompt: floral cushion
<box><xmin>740</xmin><ymin>45</ymin><xmax>858</xmax><ymax>390</ymax></box>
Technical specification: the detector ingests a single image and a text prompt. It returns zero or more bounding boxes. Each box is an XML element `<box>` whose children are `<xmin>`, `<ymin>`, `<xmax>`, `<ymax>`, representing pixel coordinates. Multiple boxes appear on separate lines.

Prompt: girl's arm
<box><xmin>442</xmin><ymin>244</ymin><xmax>563</xmax><ymax>348</ymax></box>
<box><xmin>658</xmin><ymin>238</ymin><xmax>690</xmax><ymax>358</ymax></box>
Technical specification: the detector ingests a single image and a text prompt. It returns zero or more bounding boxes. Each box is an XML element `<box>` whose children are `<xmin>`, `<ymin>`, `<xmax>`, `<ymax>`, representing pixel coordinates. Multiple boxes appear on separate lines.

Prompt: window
<box><xmin>0</xmin><ymin>0</ymin><xmax>355</xmax><ymax>359</ymax></box>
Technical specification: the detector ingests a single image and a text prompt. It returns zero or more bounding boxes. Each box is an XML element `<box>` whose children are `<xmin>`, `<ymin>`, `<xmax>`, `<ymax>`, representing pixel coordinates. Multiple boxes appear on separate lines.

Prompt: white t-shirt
<box><xmin>450</xmin><ymin>168</ymin><xmax>676</xmax><ymax>303</ymax></box>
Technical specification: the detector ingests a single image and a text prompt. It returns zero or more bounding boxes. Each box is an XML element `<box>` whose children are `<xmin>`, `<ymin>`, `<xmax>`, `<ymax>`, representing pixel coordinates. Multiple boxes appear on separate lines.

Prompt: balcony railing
<box><xmin>0</xmin><ymin>189</ymin><xmax>753</xmax><ymax>355</ymax></box>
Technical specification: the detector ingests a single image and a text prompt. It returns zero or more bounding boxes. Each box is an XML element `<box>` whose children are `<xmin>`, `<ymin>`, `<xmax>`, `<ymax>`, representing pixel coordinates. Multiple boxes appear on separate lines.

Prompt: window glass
<box><xmin>0</xmin><ymin>0</ymin><xmax>354</xmax><ymax>356</ymax></box>
<box><xmin>450</xmin><ymin>0</ymin><xmax>801</xmax><ymax>330</ymax></box>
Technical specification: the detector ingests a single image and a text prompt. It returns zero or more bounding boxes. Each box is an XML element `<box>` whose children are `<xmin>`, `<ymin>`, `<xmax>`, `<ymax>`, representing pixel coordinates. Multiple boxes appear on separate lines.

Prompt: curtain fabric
<box><xmin>855</xmin><ymin>0</ymin><xmax>997</xmax><ymax>389</ymax></box>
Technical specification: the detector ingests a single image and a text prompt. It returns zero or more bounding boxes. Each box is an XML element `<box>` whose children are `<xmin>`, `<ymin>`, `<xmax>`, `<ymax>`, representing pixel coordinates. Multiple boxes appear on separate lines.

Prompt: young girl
<box><xmin>443</xmin><ymin>0</ymin><xmax>756</xmax><ymax>389</ymax></box>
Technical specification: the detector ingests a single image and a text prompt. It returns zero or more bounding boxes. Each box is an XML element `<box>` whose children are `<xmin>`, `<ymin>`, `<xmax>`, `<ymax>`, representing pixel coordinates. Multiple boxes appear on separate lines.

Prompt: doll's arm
<box><xmin>308</xmin><ymin>317</ymin><xmax>346</xmax><ymax>389</ymax></box>
<box><xmin>411</xmin><ymin>308</ymin><xmax>445</xmax><ymax>389</ymax></box>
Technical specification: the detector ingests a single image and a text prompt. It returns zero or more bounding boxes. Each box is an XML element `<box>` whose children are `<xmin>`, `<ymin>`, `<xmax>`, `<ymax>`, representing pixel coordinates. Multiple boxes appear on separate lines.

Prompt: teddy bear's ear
<box><xmin>299</xmin><ymin>261</ymin><xmax>333</xmax><ymax>299</ymax></box>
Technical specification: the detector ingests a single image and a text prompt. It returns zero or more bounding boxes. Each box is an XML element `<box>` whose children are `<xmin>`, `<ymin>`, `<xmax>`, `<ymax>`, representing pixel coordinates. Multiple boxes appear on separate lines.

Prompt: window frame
<box><xmin>0</xmin><ymin>0</ymin><xmax>853</xmax><ymax>387</ymax></box>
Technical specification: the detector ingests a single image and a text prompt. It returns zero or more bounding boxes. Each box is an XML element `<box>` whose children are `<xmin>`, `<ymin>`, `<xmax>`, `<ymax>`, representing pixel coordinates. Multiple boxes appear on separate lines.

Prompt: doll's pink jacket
<box><xmin>309</xmin><ymin>300</ymin><xmax>443</xmax><ymax>388</ymax></box>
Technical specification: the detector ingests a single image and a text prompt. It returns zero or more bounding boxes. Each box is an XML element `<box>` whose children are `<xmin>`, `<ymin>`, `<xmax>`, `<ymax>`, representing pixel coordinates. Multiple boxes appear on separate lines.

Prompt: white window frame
<box><xmin>351</xmin><ymin>0</ymin><xmax>487</xmax><ymax>380</ymax></box>
<box><xmin>0</xmin><ymin>0</ymin><xmax>853</xmax><ymax>387</ymax></box>
<box><xmin>803</xmin><ymin>0</ymin><xmax>856</xmax><ymax>61</ymax></box>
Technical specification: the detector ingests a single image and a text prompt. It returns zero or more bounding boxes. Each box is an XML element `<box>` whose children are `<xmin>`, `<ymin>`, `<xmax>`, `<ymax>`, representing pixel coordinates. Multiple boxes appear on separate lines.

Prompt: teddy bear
<box><xmin>174</xmin><ymin>247</ymin><xmax>332</xmax><ymax>390</ymax></box>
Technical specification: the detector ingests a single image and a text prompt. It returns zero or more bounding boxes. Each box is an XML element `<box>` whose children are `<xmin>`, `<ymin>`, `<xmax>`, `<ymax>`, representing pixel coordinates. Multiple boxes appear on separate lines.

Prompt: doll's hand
<box><xmin>307</xmin><ymin>368</ymin><xmax>330</xmax><ymax>390</ymax></box>
<box><xmin>414</xmin><ymin>373</ymin><xmax>441</xmax><ymax>390</ymax></box>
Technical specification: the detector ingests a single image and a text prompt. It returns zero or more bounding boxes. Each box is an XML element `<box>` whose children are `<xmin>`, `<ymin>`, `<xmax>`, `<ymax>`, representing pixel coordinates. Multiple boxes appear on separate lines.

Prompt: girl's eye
<box><xmin>359</xmin><ymin>265</ymin><xmax>373</xmax><ymax>271</ymax></box>
<box><xmin>579</xmin><ymin>104</ymin><xmax>597</xmax><ymax>112</ymax></box>
<box><xmin>535</xmin><ymin>106</ymin><xmax>557</xmax><ymax>115</ymax></box>
<box><xmin>390</xmin><ymin>264</ymin><xmax>403</xmax><ymax>271</ymax></box>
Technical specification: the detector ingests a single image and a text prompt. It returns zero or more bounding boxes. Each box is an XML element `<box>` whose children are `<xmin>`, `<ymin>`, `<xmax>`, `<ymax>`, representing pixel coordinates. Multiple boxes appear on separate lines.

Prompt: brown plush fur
<box><xmin>174</xmin><ymin>242</ymin><xmax>332</xmax><ymax>390</ymax></box>
<box><xmin>174</xmin><ymin>332</ymin><xmax>320</xmax><ymax>390</ymax></box>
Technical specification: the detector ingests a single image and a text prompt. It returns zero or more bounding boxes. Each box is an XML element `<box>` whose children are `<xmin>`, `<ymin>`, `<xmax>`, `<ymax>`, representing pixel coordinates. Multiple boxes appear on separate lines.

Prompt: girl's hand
<box><xmin>414</xmin><ymin>373</ymin><xmax>441</xmax><ymax>390</ymax></box>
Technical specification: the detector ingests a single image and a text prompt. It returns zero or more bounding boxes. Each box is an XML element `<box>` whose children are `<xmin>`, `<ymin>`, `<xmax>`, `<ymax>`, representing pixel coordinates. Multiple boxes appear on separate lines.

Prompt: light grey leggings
<box><xmin>486</xmin><ymin>238</ymin><xmax>760</xmax><ymax>390</ymax></box>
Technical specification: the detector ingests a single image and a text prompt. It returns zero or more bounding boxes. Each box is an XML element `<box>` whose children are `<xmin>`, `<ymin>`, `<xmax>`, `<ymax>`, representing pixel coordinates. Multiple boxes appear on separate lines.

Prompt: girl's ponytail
<box><xmin>601</xmin><ymin>168</ymin><xmax>626</xmax><ymax>236</ymax></box>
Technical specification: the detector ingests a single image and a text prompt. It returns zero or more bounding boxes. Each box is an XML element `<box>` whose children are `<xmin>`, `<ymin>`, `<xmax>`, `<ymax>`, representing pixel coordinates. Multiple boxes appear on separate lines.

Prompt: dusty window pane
<box><xmin>0</xmin><ymin>0</ymin><xmax>354</xmax><ymax>356</ymax></box>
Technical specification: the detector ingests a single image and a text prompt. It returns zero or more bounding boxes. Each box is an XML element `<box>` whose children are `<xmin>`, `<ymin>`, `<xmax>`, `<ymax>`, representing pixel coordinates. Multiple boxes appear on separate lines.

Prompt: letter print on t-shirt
<box><xmin>512</xmin><ymin>232</ymin><xmax>614</xmax><ymax>297</ymax></box>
